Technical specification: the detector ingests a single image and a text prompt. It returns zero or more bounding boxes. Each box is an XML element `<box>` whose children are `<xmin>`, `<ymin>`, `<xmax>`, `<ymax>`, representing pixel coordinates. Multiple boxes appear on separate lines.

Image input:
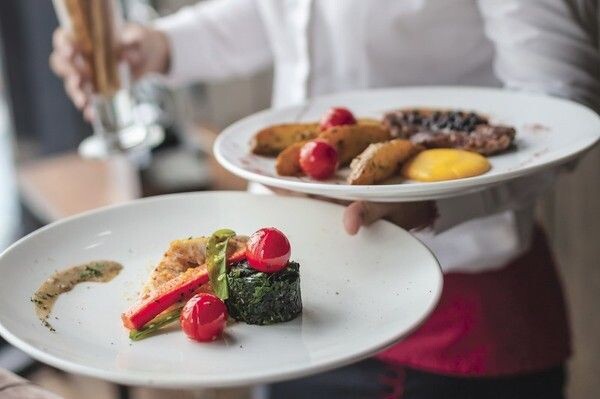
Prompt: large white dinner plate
<box><xmin>0</xmin><ymin>192</ymin><xmax>441</xmax><ymax>388</ymax></box>
<box><xmin>214</xmin><ymin>87</ymin><xmax>600</xmax><ymax>202</ymax></box>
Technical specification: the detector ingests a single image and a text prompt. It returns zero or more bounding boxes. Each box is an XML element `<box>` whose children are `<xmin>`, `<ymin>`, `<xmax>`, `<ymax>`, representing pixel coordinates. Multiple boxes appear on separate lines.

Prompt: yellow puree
<box><xmin>402</xmin><ymin>149</ymin><xmax>491</xmax><ymax>182</ymax></box>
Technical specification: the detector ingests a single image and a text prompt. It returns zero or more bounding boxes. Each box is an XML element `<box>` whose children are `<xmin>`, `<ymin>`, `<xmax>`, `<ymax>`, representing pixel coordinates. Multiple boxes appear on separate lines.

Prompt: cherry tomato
<box><xmin>246</xmin><ymin>227</ymin><xmax>291</xmax><ymax>273</ymax></box>
<box><xmin>299</xmin><ymin>140</ymin><xmax>338</xmax><ymax>180</ymax></box>
<box><xmin>319</xmin><ymin>107</ymin><xmax>357</xmax><ymax>130</ymax></box>
<box><xmin>180</xmin><ymin>293</ymin><xmax>228</xmax><ymax>342</ymax></box>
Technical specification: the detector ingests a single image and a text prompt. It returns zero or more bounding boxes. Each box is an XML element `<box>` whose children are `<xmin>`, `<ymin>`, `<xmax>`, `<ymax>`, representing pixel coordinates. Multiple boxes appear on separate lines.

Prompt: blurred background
<box><xmin>0</xmin><ymin>1</ymin><xmax>598</xmax><ymax>398</ymax></box>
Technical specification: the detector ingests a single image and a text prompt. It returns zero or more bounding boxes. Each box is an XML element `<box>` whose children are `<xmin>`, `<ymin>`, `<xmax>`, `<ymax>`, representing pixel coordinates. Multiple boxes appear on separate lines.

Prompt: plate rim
<box><xmin>0</xmin><ymin>191</ymin><xmax>443</xmax><ymax>387</ymax></box>
<box><xmin>214</xmin><ymin>86</ymin><xmax>600</xmax><ymax>201</ymax></box>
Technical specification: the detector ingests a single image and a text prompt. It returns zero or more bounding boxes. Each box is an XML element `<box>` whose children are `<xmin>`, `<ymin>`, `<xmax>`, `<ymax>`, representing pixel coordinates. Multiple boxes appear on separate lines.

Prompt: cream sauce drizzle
<box><xmin>32</xmin><ymin>261</ymin><xmax>122</xmax><ymax>331</ymax></box>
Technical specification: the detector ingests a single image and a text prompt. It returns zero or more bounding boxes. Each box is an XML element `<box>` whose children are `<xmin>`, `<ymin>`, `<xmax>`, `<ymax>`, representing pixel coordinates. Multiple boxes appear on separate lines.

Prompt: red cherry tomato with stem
<box><xmin>246</xmin><ymin>228</ymin><xmax>291</xmax><ymax>273</ymax></box>
<box><xmin>180</xmin><ymin>293</ymin><xmax>228</xmax><ymax>342</ymax></box>
<box><xmin>319</xmin><ymin>107</ymin><xmax>357</xmax><ymax>130</ymax></box>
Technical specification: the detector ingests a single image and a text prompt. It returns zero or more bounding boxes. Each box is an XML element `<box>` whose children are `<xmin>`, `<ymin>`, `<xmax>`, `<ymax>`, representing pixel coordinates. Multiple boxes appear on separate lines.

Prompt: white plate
<box><xmin>0</xmin><ymin>192</ymin><xmax>441</xmax><ymax>388</ymax></box>
<box><xmin>214</xmin><ymin>87</ymin><xmax>600</xmax><ymax>202</ymax></box>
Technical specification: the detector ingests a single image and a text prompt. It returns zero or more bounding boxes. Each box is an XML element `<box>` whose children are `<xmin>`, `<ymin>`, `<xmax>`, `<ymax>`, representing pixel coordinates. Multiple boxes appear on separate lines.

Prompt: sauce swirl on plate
<box><xmin>32</xmin><ymin>261</ymin><xmax>122</xmax><ymax>331</ymax></box>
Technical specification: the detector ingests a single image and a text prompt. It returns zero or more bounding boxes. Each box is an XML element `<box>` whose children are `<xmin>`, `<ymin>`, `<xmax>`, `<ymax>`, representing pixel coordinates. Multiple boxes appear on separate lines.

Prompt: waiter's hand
<box><xmin>49</xmin><ymin>23</ymin><xmax>170</xmax><ymax>120</ymax></box>
<box><xmin>268</xmin><ymin>187</ymin><xmax>436</xmax><ymax>234</ymax></box>
<box><xmin>343</xmin><ymin>201</ymin><xmax>437</xmax><ymax>235</ymax></box>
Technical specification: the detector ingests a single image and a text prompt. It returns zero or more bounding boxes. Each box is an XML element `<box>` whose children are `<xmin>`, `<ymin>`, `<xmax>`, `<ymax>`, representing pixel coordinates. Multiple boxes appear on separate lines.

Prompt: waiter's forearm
<box><xmin>154</xmin><ymin>0</ymin><xmax>273</xmax><ymax>86</ymax></box>
<box><xmin>432</xmin><ymin>170</ymin><xmax>558</xmax><ymax>233</ymax></box>
<box><xmin>478</xmin><ymin>0</ymin><xmax>600</xmax><ymax>112</ymax></box>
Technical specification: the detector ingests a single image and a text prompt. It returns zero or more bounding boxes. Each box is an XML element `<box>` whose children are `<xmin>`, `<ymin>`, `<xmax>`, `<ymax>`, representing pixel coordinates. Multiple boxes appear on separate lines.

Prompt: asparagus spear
<box><xmin>129</xmin><ymin>307</ymin><xmax>182</xmax><ymax>341</ymax></box>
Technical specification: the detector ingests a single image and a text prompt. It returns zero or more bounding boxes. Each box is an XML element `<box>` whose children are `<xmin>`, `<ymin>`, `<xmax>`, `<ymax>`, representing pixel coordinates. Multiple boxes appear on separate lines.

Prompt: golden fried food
<box><xmin>140</xmin><ymin>236</ymin><xmax>248</xmax><ymax>299</ymax></box>
<box><xmin>275</xmin><ymin>141</ymin><xmax>306</xmax><ymax>176</ymax></box>
<box><xmin>348</xmin><ymin>139</ymin><xmax>422</xmax><ymax>185</ymax></box>
<box><xmin>250</xmin><ymin>123</ymin><xmax>319</xmax><ymax>156</ymax></box>
<box><xmin>275</xmin><ymin>124</ymin><xmax>391</xmax><ymax>176</ymax></box>
<box><xmin>319</xmin><ymin>124</ymin><xmax>391</xmax><ymax>165</ymax></box>
<box><xmin>356</xmin><ymin>117</ymin><xmax>382</xmax><ymax>126</ymax></box>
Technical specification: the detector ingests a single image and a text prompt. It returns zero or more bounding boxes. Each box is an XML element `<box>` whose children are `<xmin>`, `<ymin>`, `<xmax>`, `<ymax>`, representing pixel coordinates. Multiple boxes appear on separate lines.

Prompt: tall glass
<box><xmin>52</xmin><ymin>0</ymin><xmax>141</xmax><ymax>156</ymax></box>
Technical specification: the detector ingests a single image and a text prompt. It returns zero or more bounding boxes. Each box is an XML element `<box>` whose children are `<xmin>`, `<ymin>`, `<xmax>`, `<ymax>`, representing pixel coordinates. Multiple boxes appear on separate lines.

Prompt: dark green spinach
<box><xmin>226</xmin><ymin>261</ymin><xmax>302</xmax><ymax>325</ymax></box>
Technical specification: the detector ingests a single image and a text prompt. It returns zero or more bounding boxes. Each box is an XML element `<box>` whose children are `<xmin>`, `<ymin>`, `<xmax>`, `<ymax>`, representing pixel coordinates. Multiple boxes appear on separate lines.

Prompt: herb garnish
<box><xmin>79</xmin><ymin>264</ymin><xmax>104</xmax><ymax>281</ymax></box>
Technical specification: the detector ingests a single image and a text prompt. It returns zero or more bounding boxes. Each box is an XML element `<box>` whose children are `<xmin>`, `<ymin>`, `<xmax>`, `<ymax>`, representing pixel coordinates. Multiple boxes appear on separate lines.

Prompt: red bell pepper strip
<box><xmin>122</xmin><ymin>266</ymin><xmax>208</xmax><ymax>330</ymax></box>
<box><xmin>122</xmin><ymin>248</ymin><xmax>246</xmax><ymax>330</ymax></box>
<box><xmin>227</xmin><ymin>247</ymin><xmax>246</xmax><ymax>265</ymax></box>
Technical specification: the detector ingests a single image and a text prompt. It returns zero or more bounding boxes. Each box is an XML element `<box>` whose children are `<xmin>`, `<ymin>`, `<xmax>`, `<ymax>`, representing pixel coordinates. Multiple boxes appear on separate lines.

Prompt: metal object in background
<box><xmin>52</xmin><ymin>0</ymin><xmax>164</xmax><ymax>159</ymax></box>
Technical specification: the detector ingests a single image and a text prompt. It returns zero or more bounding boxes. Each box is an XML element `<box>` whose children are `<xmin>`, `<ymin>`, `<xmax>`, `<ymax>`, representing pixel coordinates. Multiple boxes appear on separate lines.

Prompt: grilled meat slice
<box><xmin>410</xmin><ymin>125</ymin><xmax>516</xmax><ymax>156</ymax></box>
<box><xmin>383</xmin><ymin>109</ymin><xmax>515</xmax><ymax>155</ymax></box>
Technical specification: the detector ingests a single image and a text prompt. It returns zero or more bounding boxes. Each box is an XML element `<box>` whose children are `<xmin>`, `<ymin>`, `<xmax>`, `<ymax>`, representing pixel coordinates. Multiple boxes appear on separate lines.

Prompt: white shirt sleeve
<box><xmin>477</xmin><ymin>0</ymin><xmax>600</xmax><ymax>112</ymax></box>
<box><xmin>153</xmin><ymin>0</ymin><xmax>273</xmax><ymax>86</ymax></box>
<box><xmin>431</xmin><ymin>0</ymin><xmax>599</xmax><ymax>235</ymax></box>
<box><xmin>432</xmin><ymin>170</ymin><xmax>558</xmax><ymax>233</ymax></box>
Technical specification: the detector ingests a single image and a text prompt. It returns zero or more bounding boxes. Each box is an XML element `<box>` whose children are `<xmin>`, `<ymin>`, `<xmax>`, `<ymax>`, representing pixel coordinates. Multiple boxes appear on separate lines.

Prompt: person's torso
<box><xmin>252</xmin><ymin>0</ymin><xmax>542</xmax><ymax>276</ymax></box>
<box><xmin>256</xmin><ymin>0</ymin><xmax>500</xmax><ymax>107</ymax></box>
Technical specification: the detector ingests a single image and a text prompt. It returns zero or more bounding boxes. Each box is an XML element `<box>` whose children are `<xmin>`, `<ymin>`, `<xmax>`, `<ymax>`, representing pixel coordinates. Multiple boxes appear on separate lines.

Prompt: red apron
<box><xmin>377</xmin><ymin>226</ymin><xmax>571</xmax><ymax>377</ymax></box>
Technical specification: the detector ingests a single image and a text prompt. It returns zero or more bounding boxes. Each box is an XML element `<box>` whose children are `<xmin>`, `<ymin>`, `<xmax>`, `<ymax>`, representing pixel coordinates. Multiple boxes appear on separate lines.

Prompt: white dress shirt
<box><xmin>154</xmin><ymin>0</ymin><xmax>599</xmax><ymax>272</ymax></box>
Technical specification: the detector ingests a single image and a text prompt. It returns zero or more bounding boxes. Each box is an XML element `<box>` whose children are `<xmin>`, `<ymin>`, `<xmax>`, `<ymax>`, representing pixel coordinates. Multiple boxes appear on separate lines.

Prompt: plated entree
<box><xmin>122</xmin><ymin>227</ymin><xmax>301</xmax><ymax>342</ymax></box>
<box><xmin>250</xmin><ymin>106</ymin><xmax>516</xmax><ymax>184</ymax></box>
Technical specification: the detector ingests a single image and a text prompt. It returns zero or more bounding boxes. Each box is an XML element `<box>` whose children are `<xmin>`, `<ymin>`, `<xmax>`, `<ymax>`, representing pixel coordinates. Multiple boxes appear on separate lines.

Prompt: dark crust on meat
<box><xmin>383</xmin><ymin>108</ymin><xmax>516</xmax><ymax>155</ymax></box>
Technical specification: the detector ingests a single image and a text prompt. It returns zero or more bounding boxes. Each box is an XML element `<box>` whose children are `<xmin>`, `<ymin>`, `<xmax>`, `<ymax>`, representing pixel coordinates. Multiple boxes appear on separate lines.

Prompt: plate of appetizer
<box><xmin>214</xmin><ymin>87</ymin><xmax>600</xmax><ymax>201</ymax></box>
<box><xmin>0</xmin><ymin>192</ymin><xmax>442</xmax><ymax>388</ymax></box>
